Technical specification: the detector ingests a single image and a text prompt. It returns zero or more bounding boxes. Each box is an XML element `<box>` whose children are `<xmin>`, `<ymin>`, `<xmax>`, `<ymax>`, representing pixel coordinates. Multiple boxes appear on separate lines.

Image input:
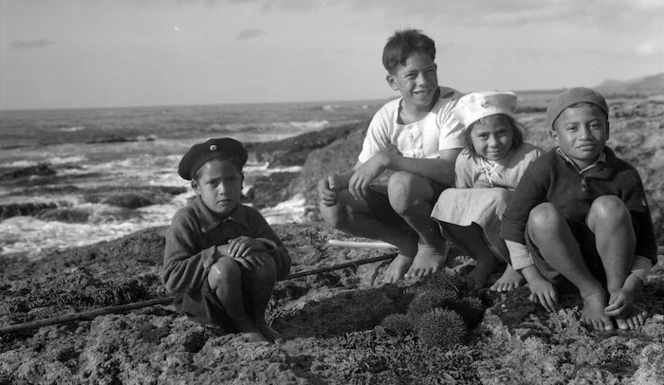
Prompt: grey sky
<box><xmin>1</xmin><ymin>0</ymin><xmax>662</xmax><ymax>109</ymax></box>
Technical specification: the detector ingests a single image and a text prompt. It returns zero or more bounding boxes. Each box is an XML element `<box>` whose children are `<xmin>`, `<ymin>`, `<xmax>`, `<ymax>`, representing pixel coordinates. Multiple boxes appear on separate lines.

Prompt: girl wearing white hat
<box><xmin>431</xmin><ymin>91</ymin><xmax>543</xmax><ymax>291</ymax></box>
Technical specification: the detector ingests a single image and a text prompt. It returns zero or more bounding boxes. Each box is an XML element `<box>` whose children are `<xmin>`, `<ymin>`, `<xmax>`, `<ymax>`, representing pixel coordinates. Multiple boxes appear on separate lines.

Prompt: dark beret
<box><xmin>178</xmin><ymin>137</ymin><xmax>248</xmax><ymax>180</ymax></box>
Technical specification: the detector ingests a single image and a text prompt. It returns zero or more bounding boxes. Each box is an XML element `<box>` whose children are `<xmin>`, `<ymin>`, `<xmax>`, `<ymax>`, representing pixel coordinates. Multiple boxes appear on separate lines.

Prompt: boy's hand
<box><xmin>528</xmin><ymin>277</ymin><xmax>558</xmax><ymax>312</ymax></box>
<box><xmin>318</xmin><ymin>174</ymin><xmax>339</xmax><ymax>207</ymax></box>
<box><xmin>349</xmin><ymin>155</ymin><xmax>387</xmax><ymax>200</ymax></box>
<box><xmin>233</xmin><ymin>252</ymin><xmax>268</xmax><ymax>270</ymax></box>
<box><xmin>228</xmin><ymin>236</ymin><xmax>266</xmax><ymax>258</ymax></box>
<box><xmin>604</xmin><ymin>288</ymin><xmax>636</xmax><ymax>317</ymax></box>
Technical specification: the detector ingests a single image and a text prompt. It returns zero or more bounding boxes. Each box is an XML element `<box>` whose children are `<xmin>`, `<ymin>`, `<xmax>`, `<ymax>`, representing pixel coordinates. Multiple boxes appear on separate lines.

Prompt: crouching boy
<box><xmin>162</xmin><ymin>138</ymin><xmax>291</xmax><ymax>342</ymax></box>
<box><xmin>500</xmin><ymin>88</ymin><xmax>657</xmax><ymax>331</ymax></box>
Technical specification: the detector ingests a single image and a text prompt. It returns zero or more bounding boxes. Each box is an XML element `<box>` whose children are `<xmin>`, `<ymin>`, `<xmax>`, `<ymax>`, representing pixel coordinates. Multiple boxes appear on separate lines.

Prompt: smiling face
<box><xmin>469</xmin><ymin>115</ymin><xmax>514</xmax><ymax>161</ymax></box>
<box><xmin>551</xmin><ymin>103</ymin><xmax>609</xmax><ymax>170</ymax></box>
<box><xmin>386</xmin><ymin>51</ymin><xmax>438</xmax><ymax>112</ymax></box>
<box><xmin>192</xmin><ymin>158</ymin><xmax>242</xmax><ymax>216</ymax></box>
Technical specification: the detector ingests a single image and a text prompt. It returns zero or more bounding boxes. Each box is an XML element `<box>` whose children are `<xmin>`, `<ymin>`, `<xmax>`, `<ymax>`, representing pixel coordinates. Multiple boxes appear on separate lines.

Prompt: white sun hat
<box><xmin>454</xmin><ymin>91</ymin><xmax>518</xmax><ymax>128</ymax></box>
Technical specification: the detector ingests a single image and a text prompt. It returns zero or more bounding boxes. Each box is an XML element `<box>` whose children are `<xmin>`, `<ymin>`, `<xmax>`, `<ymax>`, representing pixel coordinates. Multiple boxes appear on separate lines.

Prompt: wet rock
<box><xmin>246</xmin><ymin>172</ymin><xmax>300</xmax><ymax>209</ymax></box>
<box><xmin>102</xmin><ymin>193</ymin><xmax>156</xmax><ymax>209</ymax></box>
<box><xmin>246</xmin><ymin>121</ymin><xmax>364</xmax><ymax>168</ymax></box>
<box><xmin>37</xmin><ymin>207</ymin><xmax>92</xmax><ymax>223</ymax></box>
<box><xmin>289</xmin><ymin>125</ymin><xmax>368</xmax><ymax>208</ymax></box>
<box><xmin>0</xmin><ymin>163</ymin><xmax>56</xmax><ymax>181</ymax></box>
<box><xmin>84</xmin><ymin>186</ymin><xmax>186</xmax><ymax>209</ymax></box>
<box><xmin>0</xmin><ymin>201</ymin><xmax>63</xmax><ymax>220</ymax></box>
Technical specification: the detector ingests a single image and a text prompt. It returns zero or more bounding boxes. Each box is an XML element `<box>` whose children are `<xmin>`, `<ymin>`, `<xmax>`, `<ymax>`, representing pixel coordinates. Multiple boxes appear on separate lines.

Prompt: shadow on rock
<box><xmin>271</xmin><ymin>284</ymin><xmax>408</xmax><ymax>339</ymax></box>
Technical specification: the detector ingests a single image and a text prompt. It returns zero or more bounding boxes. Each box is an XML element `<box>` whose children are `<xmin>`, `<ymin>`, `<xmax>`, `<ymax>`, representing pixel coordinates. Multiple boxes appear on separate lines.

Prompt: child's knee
<box><xmin>208</xmin><ymin>257</ymin><xmax>241</xmax><ymax>290</ymax></box>
<box><xmin>387</xmin><ymin>172</ymin><xmax>431</xmax><ymax>214</ymax></box>
<box><xmin>247</xmin><ymin>253</ymin><xmax>277</xmax><ymax>282</ymax></box>
<box><xmin>588</xmin><ymin>196</ymin><xmax>629</xmax><ymax>224</ymax></box>
<box><xmin>528</xmin><ymin>203</ymin><xmax>562</xmax><ymax>231</ymax></box>
<box><xmin>320</xmin><ymin>190</ymin><xmax>364</xmax><ymax>229</ymax></box>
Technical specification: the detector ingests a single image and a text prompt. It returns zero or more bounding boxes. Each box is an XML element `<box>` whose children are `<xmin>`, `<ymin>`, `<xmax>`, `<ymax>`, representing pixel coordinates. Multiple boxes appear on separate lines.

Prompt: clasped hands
<box><xmin>217</xmin><ymin>236</ymin><xmax>268</xmax><ymax>270</ymax></box>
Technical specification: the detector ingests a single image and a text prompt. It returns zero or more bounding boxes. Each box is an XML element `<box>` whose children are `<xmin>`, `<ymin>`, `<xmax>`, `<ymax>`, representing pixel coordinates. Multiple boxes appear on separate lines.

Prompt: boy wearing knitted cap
<box><xmin>162</xmin><ymin>138</ymin><xmax>291</xmax><ymax>343</ymax></box>
<box><xmin>500</xmin><ymin>88</ymin><xmax>657</xmax><ymax>331</ymax></box>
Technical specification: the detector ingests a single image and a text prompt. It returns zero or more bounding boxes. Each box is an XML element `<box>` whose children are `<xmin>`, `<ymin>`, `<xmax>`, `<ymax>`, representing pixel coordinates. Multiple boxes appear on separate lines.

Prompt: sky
<box><xmin>1</xmin><ymin>0</ymin><xmax>663</xmax><ymax>110</ymax></box>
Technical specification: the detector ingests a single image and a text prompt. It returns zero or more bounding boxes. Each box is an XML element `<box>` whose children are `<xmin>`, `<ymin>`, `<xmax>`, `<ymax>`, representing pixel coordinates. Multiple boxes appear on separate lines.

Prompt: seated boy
<box><xmin>500</xmin><ymin>87</ymin><xmax>657</xmax><ymax>331</ymax></box>
<box><xmin>318</xmin><ymin>29</ymin><xmax>464</xmax><ymax>283</ymax></box>
<box><xmin>162</xmin><ymin>138</ymin><xmax>291</xmax><ymax>343</ymax></box>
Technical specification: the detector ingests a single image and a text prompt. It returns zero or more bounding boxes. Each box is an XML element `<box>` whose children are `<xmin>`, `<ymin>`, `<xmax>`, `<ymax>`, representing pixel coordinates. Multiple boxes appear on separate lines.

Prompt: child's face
<box><xmin>386</xmin><ymin>52</ymin><xmax>438</xmax><ymax>111</ymax></box>
<box><xmin>469</xmin><ymin>115</ymin><xmax>513</xmax><ymax>161</ymax></box>
<box><xmin>551</xmin><ymin>104</ymin><xmax>608</xmax><ymax>169</ymax></box>
<box><xmin>192</xmin><ymin>159</ymin><xmax>242</xmax><ymax>216</ymax></box>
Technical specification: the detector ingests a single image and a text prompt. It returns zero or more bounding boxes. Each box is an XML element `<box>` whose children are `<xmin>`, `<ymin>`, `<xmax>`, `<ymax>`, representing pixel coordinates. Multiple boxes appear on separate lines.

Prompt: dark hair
<box><xmin>382</xmin><ymin>29</ymin><xmax>436</xmax><ymax>74</ymax></box>
<box><xmin>463</xmin><ymin>114</ymin><xmax>525</xmax><ymax>158</ymax></box>
<box><xmin>192</xmin><ymin>158</ymin><xmax>244</xmax><ymax>182</ymax></box>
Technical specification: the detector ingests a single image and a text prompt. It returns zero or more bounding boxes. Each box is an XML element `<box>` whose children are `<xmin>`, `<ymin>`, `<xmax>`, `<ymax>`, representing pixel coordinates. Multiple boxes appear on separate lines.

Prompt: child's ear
<box><xmin>191</xmin><ymin>180</ymin><xmax>200</xmax><ymax>194</ymax></box>
<box><xmin>606</xmin><ymin>121</ymin><xmax>610</xmax><ymax>140</ymax></box>
<box><xmin>386</xmin><ymin>74</ymin><xmax>399</xmax><ymax>91</ymax></box>
<box><xmin>549</xmin><ymin>128</ymin><xmax>559</xmax><ymax>145</ymax></box>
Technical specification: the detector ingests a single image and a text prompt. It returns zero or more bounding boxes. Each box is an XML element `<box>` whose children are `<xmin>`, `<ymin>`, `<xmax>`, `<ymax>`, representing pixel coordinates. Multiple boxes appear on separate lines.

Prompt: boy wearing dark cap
<box><xmin>500</xmin><ymin>87</ymin><xmax>656</xmax><ymax>331</ymax></box>
<box><xmin>162</xmin><ymin>138</ymin><xmax>291</xmax><ymax>343</ymax></box>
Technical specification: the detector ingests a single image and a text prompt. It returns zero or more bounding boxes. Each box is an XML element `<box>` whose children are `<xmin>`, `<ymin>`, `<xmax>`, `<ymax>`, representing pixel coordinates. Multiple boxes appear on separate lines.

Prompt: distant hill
<box><xmin>596</xmin><ymin>73</ymin><xmax>664</xmax><ymax>93</ymax></box>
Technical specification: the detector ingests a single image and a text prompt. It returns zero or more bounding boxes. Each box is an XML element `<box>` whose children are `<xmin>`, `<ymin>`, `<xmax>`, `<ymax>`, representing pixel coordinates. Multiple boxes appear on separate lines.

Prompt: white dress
<box><xmin>431</xmin><ymin>142</ymin><xmax>543</xmax><ymax>260</ymax></box>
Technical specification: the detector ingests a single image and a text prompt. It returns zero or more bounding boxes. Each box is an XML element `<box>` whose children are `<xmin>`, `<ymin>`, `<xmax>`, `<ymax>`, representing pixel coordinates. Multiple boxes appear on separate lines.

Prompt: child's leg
<box><xmin>527</xmin><ymin>203</ymin><xmax>614</xmax><ymax>331</ymax></box>
<box><xmin>587</xmin><ymin>196</ymin><xmax>647</xmax><ymax>329</ymax></box>
<box><xmin>437</xmin><ymin>221</ymin><xmax>500</xmax><ymax>286</ymax></box>
<box><xmin>319</xmin><ymin>188</ymin><xmax>418</xmax><ymax>283</ymax></box>
<box><xmin>387</xmin><ymin>171</ymin><xmax>447</xmax><ymax>279</ymax></box>
<box><xmin>242</xmin><ymin>253</ymin><xmax>283</xmax><ymax>342</ymax></box>
<box><xmin>208</xmin><ymin>257</ymin><xmax>267</xmax><ymax>342</ymax></box>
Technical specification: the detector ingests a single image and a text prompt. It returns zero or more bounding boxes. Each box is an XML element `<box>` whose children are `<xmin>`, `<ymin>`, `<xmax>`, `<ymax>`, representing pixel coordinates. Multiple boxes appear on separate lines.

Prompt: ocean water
<box><xmin>0</xmin><ymin>100</ymin><xmax>383</xmax><ymax>259</ymax></box>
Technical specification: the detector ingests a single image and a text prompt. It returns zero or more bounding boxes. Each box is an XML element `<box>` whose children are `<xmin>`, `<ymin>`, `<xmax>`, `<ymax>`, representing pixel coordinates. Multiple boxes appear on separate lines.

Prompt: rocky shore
<box><xmin>2</xmin><ymin>95</ymin><xmax>664</xmax><ymax>384</ymax></box>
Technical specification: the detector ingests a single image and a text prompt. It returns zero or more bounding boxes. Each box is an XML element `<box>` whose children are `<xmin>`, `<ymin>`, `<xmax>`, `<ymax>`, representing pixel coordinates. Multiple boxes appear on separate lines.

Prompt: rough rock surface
<box><xmin>1</xmin><ymin>223</ymin><xmax>662</xmax><ymax>384</ymax></box>
<box><xmin>1</xmin><ymin>94</ymin><xmax>664</xmax><ymax>384</ymax></box>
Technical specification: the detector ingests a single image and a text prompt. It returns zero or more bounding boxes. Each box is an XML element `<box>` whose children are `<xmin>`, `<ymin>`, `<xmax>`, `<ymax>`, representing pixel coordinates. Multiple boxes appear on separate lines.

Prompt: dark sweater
<box><xmin>162</xmin><ymin>197</ymin><xmax>291</xmax><ymax>295</ymax></box>
<box><xmin>500</xmin><ymin>147</ymin><xmax>657</xmax><ymax>265</ymax></box>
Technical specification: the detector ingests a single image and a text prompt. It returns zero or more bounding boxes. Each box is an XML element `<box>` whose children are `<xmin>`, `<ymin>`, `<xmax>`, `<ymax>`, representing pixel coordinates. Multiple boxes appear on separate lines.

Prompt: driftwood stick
<box><xmin>0</xmin><ymin>252</ymin><xmax>396</xmax><ymax>335</ymax></box>
<box><xmin>326</xmin><ymin>239</ymin><xmax>397</xmax><ymax>249</ymax></box>
<box><xmin>0</xmin><ymin>297</ymin><xmax>174</xmax><ymax>335</ymax></box>
<box><xmin>286</xmin><ymin>253</ymin><xmax>395</xmax><ymax>279</ymax></box>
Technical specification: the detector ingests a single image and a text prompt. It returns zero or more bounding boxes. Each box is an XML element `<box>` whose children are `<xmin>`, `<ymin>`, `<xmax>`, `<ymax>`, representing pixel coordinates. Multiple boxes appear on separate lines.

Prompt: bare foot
<box><xmin>232</xmin><ymin>319</ymin><xmax>270</xmax><ymax>343</ymax></box>
<box><xmin>404</xmin><ymin>242</ymin><xmax>448</xmax><ymax>280</ymax></box>
<box><xmin>580</xmin><ymin>291</ymin><xmax>614</xmax><ymax>331</ymax></box>
<box><xmin>241</xmin><ymin>331</ymin><xmax>270</xmax><ymax>343</ymax></box>
<box><xmin>383</xmin><ymin>254</ymin><xmax>414</xmax><ymax>283</ymax></box>
<box><xmin>614</xmin><ymin>305</ymin><xmax>649</xmax><ymax>330</ymax></box>
<box><xmin>255</xmin><ymin>319</ymin><xmax>285</xmax><ymax>343</ymax></box>
<box><xmin>490</xmin><ymin>265</ymin><xmax>524</xmax><ymax>292</ymax></box>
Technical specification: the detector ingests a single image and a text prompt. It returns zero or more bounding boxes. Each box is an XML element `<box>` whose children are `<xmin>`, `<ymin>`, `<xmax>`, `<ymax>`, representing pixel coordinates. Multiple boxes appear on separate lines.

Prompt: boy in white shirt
<box><xmin>318</xmin><ymin>29</ymin><xmax>464</xmax><ymax>283</ymax></box>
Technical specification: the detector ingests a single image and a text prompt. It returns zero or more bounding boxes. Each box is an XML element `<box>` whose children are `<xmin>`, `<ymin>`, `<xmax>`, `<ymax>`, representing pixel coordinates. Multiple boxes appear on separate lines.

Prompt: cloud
<box><xmin>11</xmin><ymin>39</ymin><xmax>56</xmax><ymax>49</ymax></box>
<box><xmin>634</xmin><ymin>0</ymin><xmax>664</xmax><ymax>10</ymax></box>
<box><xmin>237</xmin><ymin>28</ymin><xmax>265</xmax><ymax>41</ymax></box>
<box><xmin>635</xmin><ymin>40</ymin><xmax>660</xmax><ymax>57</ymax></box>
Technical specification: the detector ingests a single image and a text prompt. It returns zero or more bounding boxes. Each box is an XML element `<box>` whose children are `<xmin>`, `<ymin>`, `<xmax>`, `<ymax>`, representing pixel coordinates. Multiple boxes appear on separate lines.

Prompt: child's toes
<box><xmin>615</xmin><ymin>318</ymin><xmax>629</xmax><ymax>330</ymax></box>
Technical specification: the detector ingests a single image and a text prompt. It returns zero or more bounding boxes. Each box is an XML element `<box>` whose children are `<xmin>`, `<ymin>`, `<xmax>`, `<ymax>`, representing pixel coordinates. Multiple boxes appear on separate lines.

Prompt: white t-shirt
<box><xmin>358</xmin><ymin>86</ymin><xmax>465</xmax><ymax>163</ymax></box>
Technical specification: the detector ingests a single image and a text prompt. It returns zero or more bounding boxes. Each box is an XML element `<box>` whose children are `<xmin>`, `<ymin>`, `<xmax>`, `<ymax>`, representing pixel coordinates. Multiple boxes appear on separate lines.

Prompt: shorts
<box><xmin>173</xmin><ymin>253</ymin><xmax>290</xmax><ymax>329</ymax></box>
<box><xmin>364</xmin><ymin>178</ymin><xmax>446</xmax><ymax>235</ymax></box>
<box><xmin>525</xmin><ymin>219</ymin><xmax>607</xmax><ymax>287</ymax></box>
<box><xmin>173</xmin><ymin>279</ymin><xmax>235</xmax><ymax>330</ymax></box>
